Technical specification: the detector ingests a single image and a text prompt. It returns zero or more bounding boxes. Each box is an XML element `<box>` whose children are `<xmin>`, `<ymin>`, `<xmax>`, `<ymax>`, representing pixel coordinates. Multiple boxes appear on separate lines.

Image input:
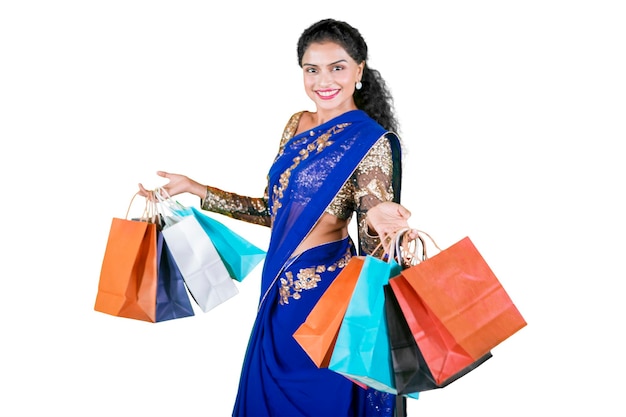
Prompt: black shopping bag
<box><xmin>383</xmin><ymin>284</ymin><xmax>492</xmax><ymax>394</ymax></box>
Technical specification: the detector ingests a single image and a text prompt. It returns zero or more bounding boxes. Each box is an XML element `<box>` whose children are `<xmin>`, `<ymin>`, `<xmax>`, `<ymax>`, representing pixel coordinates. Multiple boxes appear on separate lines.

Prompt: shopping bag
<box><xmin>155</xmin><ymin>230</ymin><xmax>195</xmax><ymax>322</ymax></box>
<box><xmin>161</xmin><ymin>214</ymin><xmax>239</xmax><ymax>312</ymax></box>
<box><xmin>190</xmin><ymin>207</ymin><xmax>266</xmax><ymax>282</ymax></box>
<box><xmin>328</xmin><ymin>255</ymin><xmax>418</xmax><ymax>398</ymax></box>
<box><xmin>94</xmin><ymin>217</ymin><xmax>158</xmax><ymax>322</ymax></box>
<box><xmin>293</xmin><ymin>256</ymin><xmax>365</xmax><ymax>368</ymax></box>
<box><xmin>95</xmin><ymin>193</ymin><xmax>196</xmax><ymax>323</ymax></box>
<box><xmin>384</xmin><ymin>283</ymin><xmax>492</xmax><ymax>394</ymax></box>
<box><xmin>397</xmin><ymin>232</ymin><xmax>526</xmax><ymax>383</ymax></box>
<box><xmin>153</xmin><ymin>189</ymin><xmax>266</xmax><ymax>282</ymax></box>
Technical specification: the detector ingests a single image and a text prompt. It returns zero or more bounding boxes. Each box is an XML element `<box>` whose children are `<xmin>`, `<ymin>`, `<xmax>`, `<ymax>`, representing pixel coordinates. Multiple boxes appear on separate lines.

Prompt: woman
<box><xmin>140</xmin><ymin>18</ymin><xmax>417</xmax><ymax>417</ymax></box>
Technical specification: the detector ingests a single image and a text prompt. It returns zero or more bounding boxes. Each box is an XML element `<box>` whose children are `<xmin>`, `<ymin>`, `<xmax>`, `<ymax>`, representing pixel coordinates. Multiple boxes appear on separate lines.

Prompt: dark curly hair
<box><xmin>296</xmin><ymin>19</ymin><xmax>399</xmax><ymax>133</ymax></box>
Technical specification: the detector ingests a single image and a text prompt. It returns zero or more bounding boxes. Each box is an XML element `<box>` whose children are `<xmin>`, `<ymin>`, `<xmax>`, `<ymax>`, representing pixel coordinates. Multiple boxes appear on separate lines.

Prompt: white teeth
<box><xmin>318</xmin><ymin>90</ymin><xmax>338</xmax><ymax>97</ymax></box>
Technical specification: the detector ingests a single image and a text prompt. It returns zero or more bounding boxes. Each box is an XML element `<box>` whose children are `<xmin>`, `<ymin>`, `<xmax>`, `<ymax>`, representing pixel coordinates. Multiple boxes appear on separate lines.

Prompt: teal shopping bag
<box><xmin>155</xmin><ymin>190</ymin><xmax>266</xmax><ymax>282</ymax></box>
<box><xmin>190</xmin><ymin>207</ymin><xmax>266</xmax><ymax>282</ymax></box>
<box><xmin>328</xmin><ymin>255</ymin><xmax>418</xmax><ymax>399</ymax></box>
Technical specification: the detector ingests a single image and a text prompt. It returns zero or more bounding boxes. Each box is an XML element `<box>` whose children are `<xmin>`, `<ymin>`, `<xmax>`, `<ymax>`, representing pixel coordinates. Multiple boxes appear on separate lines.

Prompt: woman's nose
<box><xmin>318</xmin><ymin>70</ymin><xmax>333</xmax><ymax>86</ymax></box>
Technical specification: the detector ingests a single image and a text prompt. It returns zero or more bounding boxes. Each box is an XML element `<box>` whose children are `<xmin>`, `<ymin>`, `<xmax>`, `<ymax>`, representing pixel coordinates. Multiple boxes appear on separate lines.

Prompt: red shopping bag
<box><xmin>384</xmin><ymin>283</ymin><xmax>492</xmax><ymax>394</ymax></box>
<box><xmin>393</xmin><ymin>234</ymin><xmax>526</xmax><ymax>383</ymax></box>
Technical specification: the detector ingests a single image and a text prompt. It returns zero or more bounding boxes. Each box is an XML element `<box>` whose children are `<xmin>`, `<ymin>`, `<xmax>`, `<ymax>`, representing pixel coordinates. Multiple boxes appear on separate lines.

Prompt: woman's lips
<box><xmin>316</xmin><ymin>89</ymin><xmax>340</xmax><ymax>100</ymax></box>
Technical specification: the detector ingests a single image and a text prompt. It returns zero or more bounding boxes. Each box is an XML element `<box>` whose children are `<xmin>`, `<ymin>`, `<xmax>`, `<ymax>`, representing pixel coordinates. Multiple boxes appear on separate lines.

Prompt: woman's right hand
<box><xmin>138</xmin><ymin>170</ymin><xmax>207</xmax><ymax>200</ymax></box>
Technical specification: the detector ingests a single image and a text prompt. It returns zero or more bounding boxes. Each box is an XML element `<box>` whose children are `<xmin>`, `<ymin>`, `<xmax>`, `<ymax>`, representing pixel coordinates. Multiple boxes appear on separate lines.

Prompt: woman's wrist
<box><xmin>190</xmin><ymin>182</ymin><xmax>208</xmax><ymax>199</ymax></box>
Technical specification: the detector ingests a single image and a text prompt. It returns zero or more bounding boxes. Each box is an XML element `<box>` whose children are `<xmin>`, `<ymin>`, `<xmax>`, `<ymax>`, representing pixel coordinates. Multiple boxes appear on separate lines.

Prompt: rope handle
<box><xmin>370</xmin><ymin>227</ymin><xmax>410</xmax><ymax>263</ymax></box>
<box><xmin>151</xmin><ymin>187</ymin><xmax>194</xmax><ymax>228</ymax></box>
<box><xmin>125</xmin><ymin>191</ymin><xmax>159</xmax><ymax>224</ymax></box>
<box><xmin>153</xmin><ymin>187</ymin><xmax>187</xmax><ymax>213</ymax></box>
<box><xmin>369</xmin><ymin>227</ymin><xmax>415</xmax><ymax>265</ymax></box>
<box><xmin>391</xmin><ymin>228</ymin><xmax>444</xmax><ymax>267</ymax></box>
<box><xmin>414</xmin><ymin>229</ymin><xmax>443</xmax><ymax>254</ymax></box>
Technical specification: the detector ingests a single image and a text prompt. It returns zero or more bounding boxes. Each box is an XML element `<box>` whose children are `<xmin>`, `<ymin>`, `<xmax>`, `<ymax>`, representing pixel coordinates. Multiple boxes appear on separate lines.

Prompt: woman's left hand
<box><xmin>366</xmin><ymin>201</ymin><xmax>419</xmax><ymax>243</ymax></box>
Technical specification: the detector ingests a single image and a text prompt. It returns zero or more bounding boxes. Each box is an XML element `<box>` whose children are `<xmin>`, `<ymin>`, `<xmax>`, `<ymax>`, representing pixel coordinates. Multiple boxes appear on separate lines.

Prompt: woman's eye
<box><xmin>332</xmin><ymin>65</ymin><xmax>344</xmax><ymax>71</ymax></box>
<box><xmin>306</xmin><ymin>67</ymin><xmax>317</xmax><ymax>73</ymax></box>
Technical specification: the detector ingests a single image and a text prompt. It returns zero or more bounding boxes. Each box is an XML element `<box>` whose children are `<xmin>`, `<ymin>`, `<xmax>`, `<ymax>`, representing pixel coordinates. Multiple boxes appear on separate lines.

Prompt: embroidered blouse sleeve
<box><xmin>199</xmin><ymin>112</ymin><xmax>305</xmax><ymax>228</ymax></box>
<box><xmin>353</xmin><ymin>136</ymin><xmax>398</xmax><ymax>257</ymax></box>
<box><xmin>200</xmin><ymin>185</ymin><xmax>271</xmax><ymax>227</ymax></box>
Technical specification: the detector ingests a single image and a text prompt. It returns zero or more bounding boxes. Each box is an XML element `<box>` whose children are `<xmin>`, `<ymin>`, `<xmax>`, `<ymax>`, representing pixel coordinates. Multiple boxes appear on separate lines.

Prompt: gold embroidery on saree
<box><xmin>270</xmin><ymin>124</ymin><xmax>348</xmax><ymax>220</ymax></box>
<box><xmin>279</xmin><ymin>247</ymin><xmax>352</xmax><ymax>305</ymax></box>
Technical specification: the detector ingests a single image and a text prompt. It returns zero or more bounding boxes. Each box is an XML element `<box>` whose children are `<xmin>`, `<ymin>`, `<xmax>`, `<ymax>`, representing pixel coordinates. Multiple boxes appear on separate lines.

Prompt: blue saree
<box><xmin>231</xmin><ymin>110</ymin><xmax>403</xmax><ymax>417</ymax></box>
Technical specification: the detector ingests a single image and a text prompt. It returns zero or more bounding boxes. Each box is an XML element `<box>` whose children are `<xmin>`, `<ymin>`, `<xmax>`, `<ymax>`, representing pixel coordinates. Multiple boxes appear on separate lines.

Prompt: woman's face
<box><xmin>301</xmin><ymin>41</ymin><xmax>364</xmax><ymax>117</ymax></box>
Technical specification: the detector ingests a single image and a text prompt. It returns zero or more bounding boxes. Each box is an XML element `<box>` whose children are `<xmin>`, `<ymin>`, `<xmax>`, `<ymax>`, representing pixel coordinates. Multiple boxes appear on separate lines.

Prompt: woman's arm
<box><xmin>353</xmin><ymin>137</ymin><xmax>417</xmax><ymax>256</ymax></box>
<box><xmin>137</xmin><ymin>113</ymin><xmax>306</xmax><ymax>229</ymax></box>
<box><xmin>138</xmin><ymin>170</ymin><xmax>271</xmax><ymax>227</ymax></box>
<box><xmin>201</xmin><ymin>184</ymin><xmax>271</xmax><ymax>227</ymax></box>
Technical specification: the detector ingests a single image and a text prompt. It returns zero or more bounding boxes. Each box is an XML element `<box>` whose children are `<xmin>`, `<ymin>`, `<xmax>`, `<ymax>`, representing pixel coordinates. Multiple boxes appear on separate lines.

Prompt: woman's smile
<box><xmin>316</xmin><ymin>88</ymin><xmax>340</xmax><ymax>100</ymax></box>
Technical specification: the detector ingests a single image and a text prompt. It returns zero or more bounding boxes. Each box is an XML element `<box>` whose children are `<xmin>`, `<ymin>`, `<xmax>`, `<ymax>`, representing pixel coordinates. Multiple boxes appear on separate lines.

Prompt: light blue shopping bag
<box><xmin>328</xmin><ymin>255</ymin><xmax>419</xmax><ymax>399</ymax></box>
<box><xmin>190</xmin><ymin>207</ymin><xmax>266</xmax><ymax>282</ymax></box>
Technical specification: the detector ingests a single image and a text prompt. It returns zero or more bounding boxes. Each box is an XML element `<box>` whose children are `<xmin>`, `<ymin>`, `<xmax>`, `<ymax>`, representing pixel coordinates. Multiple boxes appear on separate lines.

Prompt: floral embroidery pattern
<box><xmin>279</xmin><ymin>246</ymin><xmax>352</xmax><ymax>305</ymax></box>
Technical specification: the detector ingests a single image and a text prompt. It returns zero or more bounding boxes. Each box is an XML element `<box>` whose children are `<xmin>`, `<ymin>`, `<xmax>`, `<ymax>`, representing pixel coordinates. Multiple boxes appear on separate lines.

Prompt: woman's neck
<box><xmin>311</xmin><ymin>106</ymin><xmax>358</xmax><ymax>127</ymax></box>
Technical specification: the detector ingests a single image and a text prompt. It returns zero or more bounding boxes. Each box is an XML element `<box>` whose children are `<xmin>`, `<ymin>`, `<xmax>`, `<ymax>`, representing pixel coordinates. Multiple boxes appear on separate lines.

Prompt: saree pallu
<box><xmin>232</xmin><ymin>238</ymin><xmax>396</xmax><ymax>417</ymax></box>
<box><xmin>261</xmin><ymin>110</ymin><xmax>398</xmax><ymax>300</ymax></box>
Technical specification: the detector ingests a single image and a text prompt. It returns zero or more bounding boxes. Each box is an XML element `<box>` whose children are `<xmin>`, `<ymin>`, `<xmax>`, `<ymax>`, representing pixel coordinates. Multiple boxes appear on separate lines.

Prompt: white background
<box><xmin>1</xmin><ymin>1</ymin><xmax>625</xmax><ymax>416</ymax></box>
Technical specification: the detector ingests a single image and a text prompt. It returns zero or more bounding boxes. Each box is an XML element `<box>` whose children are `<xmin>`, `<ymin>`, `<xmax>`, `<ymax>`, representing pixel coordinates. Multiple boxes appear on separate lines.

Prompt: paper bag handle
<box><xmin>125</xmin><ymin>192</ymin><xmax>158</xmax><ymax>223</ymax></box>
<box><xmin>392</xmin><ymin>228</ymin><xmax>443</xmax><ymax>267</ymax></box>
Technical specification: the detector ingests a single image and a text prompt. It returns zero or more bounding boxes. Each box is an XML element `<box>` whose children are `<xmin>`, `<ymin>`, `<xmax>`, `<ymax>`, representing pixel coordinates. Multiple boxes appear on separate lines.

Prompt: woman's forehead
<box><xmin>302</xmin><ymin>42</ymin><xmax>353</xmax><ymax>65</ymax></box>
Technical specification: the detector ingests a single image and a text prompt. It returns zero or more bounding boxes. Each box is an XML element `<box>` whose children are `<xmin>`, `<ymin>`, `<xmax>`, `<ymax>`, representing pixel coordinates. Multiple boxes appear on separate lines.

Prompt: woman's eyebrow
<box><xmin>302</xmin><ymin>59</ymin><xmax>348</xmax><ymax>67</ymax></box>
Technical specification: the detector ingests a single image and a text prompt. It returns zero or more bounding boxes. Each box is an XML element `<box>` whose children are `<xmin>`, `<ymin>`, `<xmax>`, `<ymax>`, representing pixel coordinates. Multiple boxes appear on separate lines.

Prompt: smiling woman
<box><xmin>136</xmin><ymin>18</ymin><xmax>417</xmax><ymax>417</ymax></box>
<box><xmin>300</xmin><ymin>42</ymin><xmax>365</xmax><ymax>117</ymax></box>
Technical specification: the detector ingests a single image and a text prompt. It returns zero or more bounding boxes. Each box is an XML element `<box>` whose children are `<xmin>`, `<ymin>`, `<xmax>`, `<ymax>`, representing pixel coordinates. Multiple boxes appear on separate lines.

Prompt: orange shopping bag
<box><xmin>94</xmin><ymin>193</ymin><xmax>162</xmax><ymax>322</ymax></box>
<box><xmin>94</xmin><ymin>217</ymin><xmax>158</xmax><ymax>322</ymax></box>
<box><xmin>293</xmin><ymin>256</ymin><xmax>364</xmax><ymax>368</ymax></box>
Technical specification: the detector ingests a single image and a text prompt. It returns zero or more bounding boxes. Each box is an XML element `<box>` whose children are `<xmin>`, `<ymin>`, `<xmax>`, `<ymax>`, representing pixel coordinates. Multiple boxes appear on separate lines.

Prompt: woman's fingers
<box><xmin>396</xmin><ymin>204</ymin><xmax>412</xmax><ymax>220</ymax></box>
<box><xmin>137</xmin><ymin>183</ymin><xmax>149</xmax><ymax>196</ymax></box>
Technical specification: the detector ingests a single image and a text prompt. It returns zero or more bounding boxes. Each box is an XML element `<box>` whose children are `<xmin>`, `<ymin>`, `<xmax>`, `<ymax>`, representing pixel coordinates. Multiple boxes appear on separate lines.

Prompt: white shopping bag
<box><xmin>161</xmin><ymin>215</ymin><xmax>239</xmax><ymax>312</ymax></box>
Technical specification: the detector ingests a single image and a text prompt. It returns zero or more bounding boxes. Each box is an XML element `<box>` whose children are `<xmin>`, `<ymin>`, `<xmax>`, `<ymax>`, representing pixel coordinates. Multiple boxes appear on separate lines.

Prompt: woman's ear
<box><xmin>357</xmin><ymin>61</ymin><xmax>365</xmax><ymax>80</ymax></box>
